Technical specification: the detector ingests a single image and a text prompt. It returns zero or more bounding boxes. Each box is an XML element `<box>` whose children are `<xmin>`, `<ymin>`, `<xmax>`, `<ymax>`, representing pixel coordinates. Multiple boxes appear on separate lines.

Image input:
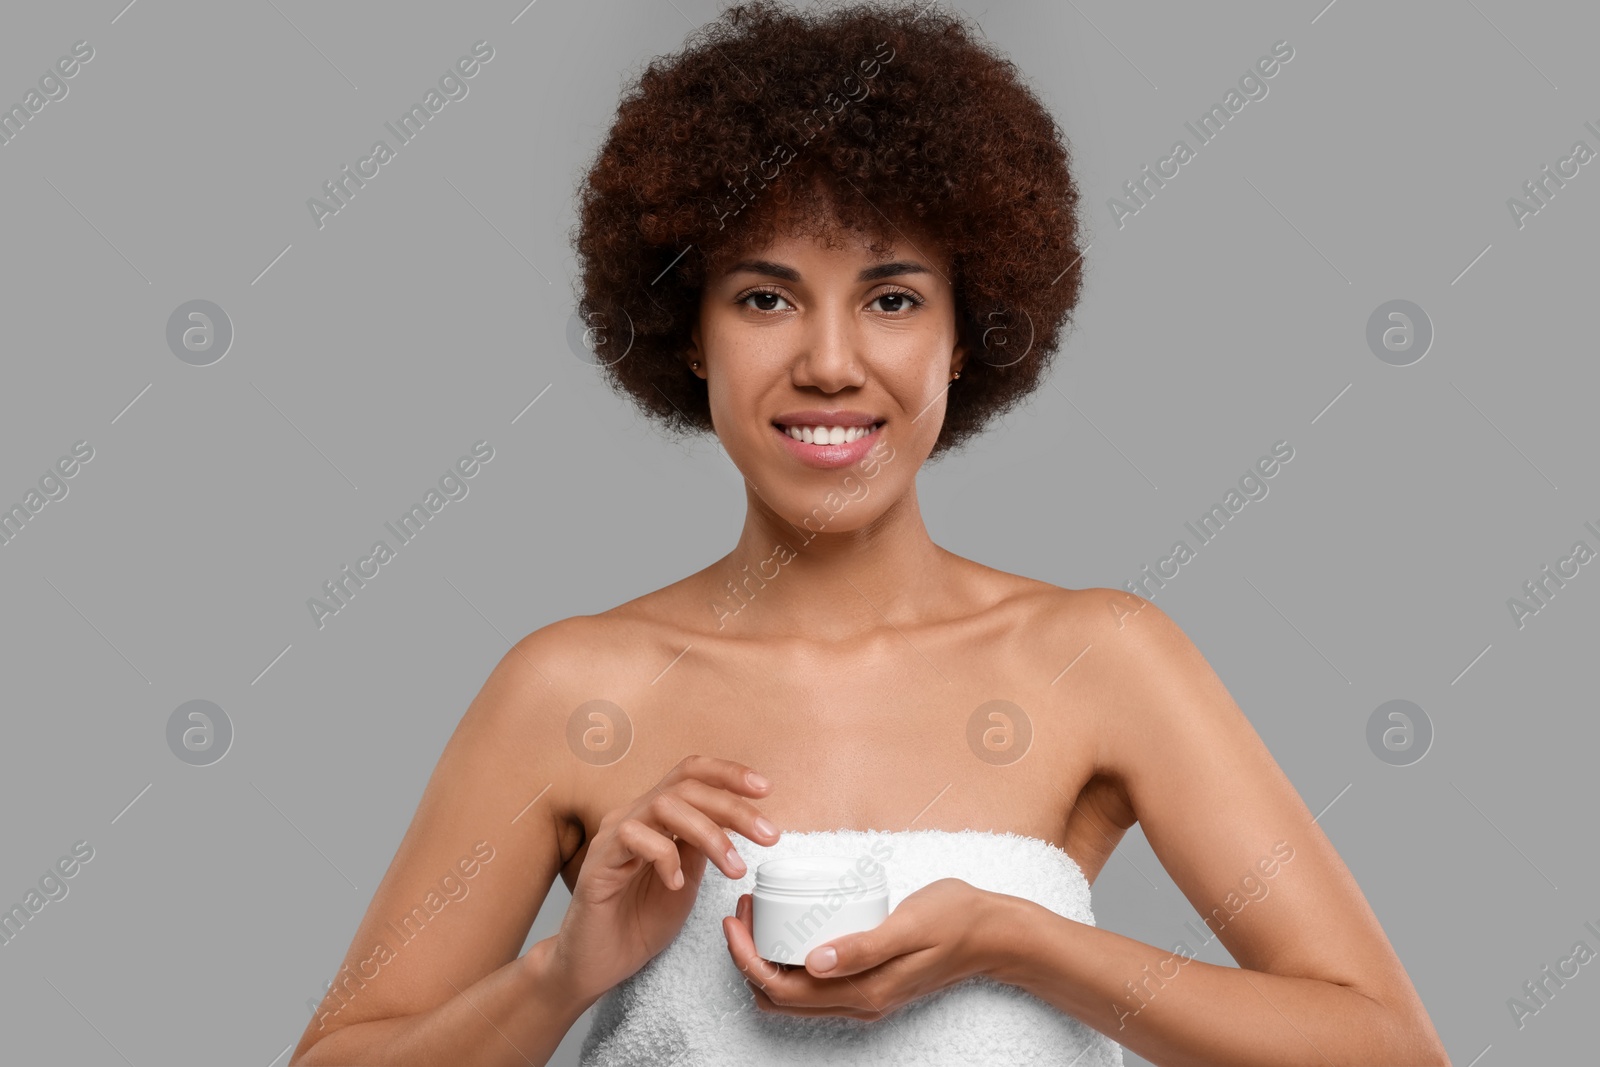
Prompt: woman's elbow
<box><xmin>1379</xmin><ymin>996</ymin><xmax>1450</xmax><ymax>1066</ymax></box>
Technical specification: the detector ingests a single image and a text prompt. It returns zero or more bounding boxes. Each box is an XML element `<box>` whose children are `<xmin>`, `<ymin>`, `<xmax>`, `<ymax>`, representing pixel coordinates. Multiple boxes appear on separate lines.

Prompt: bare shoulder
<box><xmin>496</xmin><ymin>602</ymin><xmax>684</xmax><ymax>775</ymax></box>
<box><xmin>1029</xmin><ymin>586</ymin><xmax>1231</xmax><ymax>756</ymax></box>
<box><xmin>483</xmin><ymin>615</ymin><xmax>594</xmax><ymax>734</ymax></box>
<box><xmin>1056</xmin><ymin>587</ymin><xmax>1232</xmax><ymax>724</ymax></box>
<box><xmin>471</xmin><ymin>615</ymin><xmax>627</xmax><ymax>828</ymax></box>
<box><xmin>977</xmin><ymin>574</ymin><xmax>1153</xmax><ymax>644</ymax></box>
<box><xmin>1023</xmin><ymin>581</ymin><xmax>1163</xmax><ymax>633</ymax></box>
<box><xmin>988</xmin><ymin>581</ymin><xmax>1207</xmax><ymax>770</ymax></box>
<box><xmin>1002</xmin><ymin>581</ymin><xmax>1193</xmax><ymax>667</ymax></box>
<box><xmin>503</xmin><ymin>610</ymin><xmax>636</xmax><ymax>686</ymax></box>
<box><xmin>499</xmin><ymin>599</ymin><xmax>678</xmax><ymax>700</ymax></box>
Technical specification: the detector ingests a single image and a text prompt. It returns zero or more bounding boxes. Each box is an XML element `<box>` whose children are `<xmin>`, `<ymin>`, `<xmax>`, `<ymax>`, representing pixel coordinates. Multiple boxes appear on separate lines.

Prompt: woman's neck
<box><xmin>706</xmin><ymin>483</ymin><xmax>959</xmax><ymax>640</ymax></box>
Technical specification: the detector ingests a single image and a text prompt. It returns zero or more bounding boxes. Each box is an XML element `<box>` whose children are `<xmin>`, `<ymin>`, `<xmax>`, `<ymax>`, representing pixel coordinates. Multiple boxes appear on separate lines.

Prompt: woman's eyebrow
<box><xmin>722</xmin><ymin>258</ymin><xmax>932</xmax><ymax>282</ymax></box>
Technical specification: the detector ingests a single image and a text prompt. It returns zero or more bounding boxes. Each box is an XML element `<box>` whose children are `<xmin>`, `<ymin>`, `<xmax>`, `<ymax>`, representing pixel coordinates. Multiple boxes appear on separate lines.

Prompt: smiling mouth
<box><xmin>771</xmin><ymin>421</ymin><xmax>885</xmax><ymax>445</ymax></box>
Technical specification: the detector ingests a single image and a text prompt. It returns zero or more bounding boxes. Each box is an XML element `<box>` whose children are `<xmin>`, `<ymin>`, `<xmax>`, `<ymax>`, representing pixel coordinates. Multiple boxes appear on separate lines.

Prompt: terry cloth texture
<box><xmin>578</xmin><ymin>827</ymin><xmax>1124</xmax><ymax>1066</ymax></box>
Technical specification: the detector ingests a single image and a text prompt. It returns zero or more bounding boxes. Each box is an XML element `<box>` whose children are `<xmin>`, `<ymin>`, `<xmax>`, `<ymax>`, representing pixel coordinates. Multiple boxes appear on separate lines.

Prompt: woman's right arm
<box><xmin>288</xmin><ymin>620</ymin><xmax>596</xmax><ymax>1067</ymax></box>
<box><xmin>293</xmin><ymin>940</ymin><xmax>596</xmax><ymax>1066</ymax></box>
<box><xmin>289</xmin><ymin>618</ymin><xmax>780</xmax><ymax>1066</ymax></box>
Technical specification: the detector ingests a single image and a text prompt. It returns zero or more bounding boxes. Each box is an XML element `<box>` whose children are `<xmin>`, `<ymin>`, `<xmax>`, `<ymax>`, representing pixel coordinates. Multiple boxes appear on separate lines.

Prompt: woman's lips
<box><xmin>771</xmin><ymin>422</ymin><xmax>884</xmax><ymax>470</ymax></box>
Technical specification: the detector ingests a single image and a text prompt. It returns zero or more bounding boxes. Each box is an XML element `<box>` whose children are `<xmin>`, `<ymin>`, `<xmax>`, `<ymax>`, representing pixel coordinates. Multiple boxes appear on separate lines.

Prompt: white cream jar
<box><xmin>751</xmin><ymin>853</ymin><xmax>890</xmax><ymax>965</ymax></box>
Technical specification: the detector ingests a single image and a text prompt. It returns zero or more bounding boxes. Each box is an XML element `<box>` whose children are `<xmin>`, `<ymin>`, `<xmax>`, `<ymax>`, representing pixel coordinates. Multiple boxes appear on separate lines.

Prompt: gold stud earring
<box><xmin>951</xmin><ymin>370</ymin><xmax>961</xmax><ymax>381</ymax></box>
<box><xmin>692</xmin><ymin>361</ymin><xmax>701</xmax><ymax>370</ymax></box>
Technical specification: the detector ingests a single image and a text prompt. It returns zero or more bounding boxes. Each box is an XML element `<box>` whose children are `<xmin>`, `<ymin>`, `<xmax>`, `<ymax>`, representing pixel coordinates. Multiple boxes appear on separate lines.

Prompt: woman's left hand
<box><xmin>720</xmin><ymin>878</ymin><xmax>1002</xmax><ymax>1019</ymax></box>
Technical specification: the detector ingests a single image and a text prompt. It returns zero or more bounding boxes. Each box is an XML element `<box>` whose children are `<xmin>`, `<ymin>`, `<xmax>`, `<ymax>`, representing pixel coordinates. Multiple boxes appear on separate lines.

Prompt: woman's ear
<box><xmin>954</xmin><ymin>306</ymin><xmax>982</xmax><ymax>371</ymax></box>
<box><xmin>687</xmin><ymin>324</ymin><xmax>704</xmax><ymax>377</ymax></box>
<box><xmin>951</xmin><ymin>337</ymin><xmax>969</xmax><ymax>379</ymax></box>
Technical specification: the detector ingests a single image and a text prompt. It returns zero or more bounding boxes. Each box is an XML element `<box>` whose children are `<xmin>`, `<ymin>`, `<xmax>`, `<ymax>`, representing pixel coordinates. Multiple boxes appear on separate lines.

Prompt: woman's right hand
<box><xmin>544</xmin><ymin>755</ymin><xmax>780</xmax><ymax>1004</ymax></box>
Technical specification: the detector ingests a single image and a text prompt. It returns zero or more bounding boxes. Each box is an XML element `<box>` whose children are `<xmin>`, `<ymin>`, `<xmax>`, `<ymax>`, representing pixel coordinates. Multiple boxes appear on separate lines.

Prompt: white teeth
<box><xmin>783</xmin><ymin>423</ymin><xmax>879</xmax><ymax>444</ymax></box>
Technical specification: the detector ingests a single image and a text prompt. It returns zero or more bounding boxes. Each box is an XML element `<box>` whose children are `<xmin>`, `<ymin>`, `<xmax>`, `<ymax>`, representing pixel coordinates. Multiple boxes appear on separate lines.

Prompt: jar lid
<box><xmin>753</xmin><ymin>854</ymin><xmax>888</xmax><ymax>896</ymax></box>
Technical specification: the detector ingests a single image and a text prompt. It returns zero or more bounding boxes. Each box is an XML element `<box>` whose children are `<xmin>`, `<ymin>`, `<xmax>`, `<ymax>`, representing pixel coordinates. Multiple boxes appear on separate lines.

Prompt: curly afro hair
<box><xmin>569</xmin><ymin>0</ymin><xmax>1086</xmax><ymax>460</ymax></box>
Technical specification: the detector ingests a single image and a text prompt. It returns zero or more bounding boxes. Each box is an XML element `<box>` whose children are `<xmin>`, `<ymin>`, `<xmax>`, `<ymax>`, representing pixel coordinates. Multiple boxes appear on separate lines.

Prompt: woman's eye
<box><xmin>741</xmin><ymin>291</ymin><xmax>791</xmax><ymax>312</ymax></box>
<box><xmin>872</xmin><ymin>291</ymin><xmax>920</xmax><ymax>313</ymax></box>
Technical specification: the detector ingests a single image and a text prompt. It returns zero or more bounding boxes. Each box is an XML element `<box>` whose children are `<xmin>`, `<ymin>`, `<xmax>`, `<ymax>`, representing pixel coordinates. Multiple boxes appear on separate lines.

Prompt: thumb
<box><xmin>805</xmin><ymin>925</ymin><xmax>894</xmax><ymax>978</ymax></box>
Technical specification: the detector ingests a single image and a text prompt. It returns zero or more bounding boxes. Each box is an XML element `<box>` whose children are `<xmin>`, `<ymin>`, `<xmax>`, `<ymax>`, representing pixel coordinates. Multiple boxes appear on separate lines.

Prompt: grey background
<box><xmin>1</xmin><ymin>0</ymin><xmax>1594</xmax><ymax>1064</ymax></box>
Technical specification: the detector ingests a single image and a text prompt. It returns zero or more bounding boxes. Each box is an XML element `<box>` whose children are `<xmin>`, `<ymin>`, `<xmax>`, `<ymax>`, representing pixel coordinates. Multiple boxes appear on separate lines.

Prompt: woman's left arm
<box><xmin>985</xmin><ymin>590</ymin><xmax>1448</xmax><ymax>1067</ymax></box>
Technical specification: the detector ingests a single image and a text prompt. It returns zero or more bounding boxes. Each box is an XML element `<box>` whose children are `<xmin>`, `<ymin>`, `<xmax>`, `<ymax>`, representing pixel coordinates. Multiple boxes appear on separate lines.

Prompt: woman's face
<box><xmin>688</xmin><ymin>220</ymin><xmax>968</xmax><ymax>527</ymax></box>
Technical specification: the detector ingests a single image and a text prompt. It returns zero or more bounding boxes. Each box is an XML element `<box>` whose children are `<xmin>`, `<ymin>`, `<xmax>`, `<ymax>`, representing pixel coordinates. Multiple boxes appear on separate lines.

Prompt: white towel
<box><xmin>578</xmin><ymin>828</ymin><xmax>1124</xmax><ymax>1065</ymax></box>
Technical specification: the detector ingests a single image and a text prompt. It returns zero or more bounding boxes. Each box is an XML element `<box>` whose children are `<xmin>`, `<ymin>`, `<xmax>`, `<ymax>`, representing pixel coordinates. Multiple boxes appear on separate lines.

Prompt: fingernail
<box><xmin>753</xmin><ymin>816</ymin><xmax>778</xmax><ymax>838</ymax></box>
<box><xmin>746</xmin><ymin>771</ymin><xmax>771</xmax><ymax>790</ymax></box>
<box><xmin>726</xmin><ymin>847</ymin><xmax>746</xmax><ymax>874</ymax></box>
<box><xmin>810</xmin><ymin>946</ymin><xmax>836</xmax><ymax>972</ymax></box>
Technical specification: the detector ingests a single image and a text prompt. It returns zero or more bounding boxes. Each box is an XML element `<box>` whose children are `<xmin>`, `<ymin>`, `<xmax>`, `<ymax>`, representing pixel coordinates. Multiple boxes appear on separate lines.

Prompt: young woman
<box><xmin>291</xmin><ymin>3</ymin><xmax>1449</xmax><ymax>1064</ymax></box>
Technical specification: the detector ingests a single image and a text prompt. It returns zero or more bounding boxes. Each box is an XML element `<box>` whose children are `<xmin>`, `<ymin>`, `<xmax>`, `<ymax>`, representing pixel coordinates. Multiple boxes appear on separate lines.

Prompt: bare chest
<box><xmin>555</xmin><ymin>626</ymin><xmax>1115</xmax><ymax>885</ymax></box>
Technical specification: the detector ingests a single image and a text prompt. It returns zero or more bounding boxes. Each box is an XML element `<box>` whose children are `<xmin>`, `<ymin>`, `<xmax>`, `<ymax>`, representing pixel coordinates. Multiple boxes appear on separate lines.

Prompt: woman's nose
<box><xmin>790</xmin><ymin>309</ymin><xmax>866</xmax><ymax>390</ymax></box>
